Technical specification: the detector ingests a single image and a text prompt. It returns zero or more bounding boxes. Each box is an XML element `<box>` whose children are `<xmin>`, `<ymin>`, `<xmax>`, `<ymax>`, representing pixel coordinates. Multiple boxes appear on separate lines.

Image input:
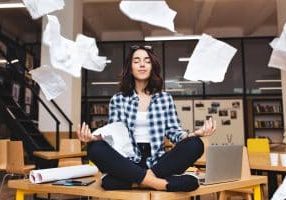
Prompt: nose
<box><xmin>139</xmin><ymin>60</ymin><xmax>145</xmax><ymax>67</ymax></box>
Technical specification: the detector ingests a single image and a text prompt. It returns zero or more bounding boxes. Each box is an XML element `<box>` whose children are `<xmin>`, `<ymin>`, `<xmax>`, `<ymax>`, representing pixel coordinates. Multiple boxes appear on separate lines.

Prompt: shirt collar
<box><xmin>130</xmin><ymin>90</ymin><xmax>161</xmax><ymax>102</ymax></box>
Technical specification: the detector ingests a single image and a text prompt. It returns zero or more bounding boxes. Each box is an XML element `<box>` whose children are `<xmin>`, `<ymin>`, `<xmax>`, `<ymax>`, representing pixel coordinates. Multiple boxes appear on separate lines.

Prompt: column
<box><xmin>39</xmin><ymin>0</ymin><xmax>83</xmax><ymax>138</ymax></box>
<box><xmin>277</xmin><ymin>0</ymin><xmax>286</xmax><ymax>143</ymax></box>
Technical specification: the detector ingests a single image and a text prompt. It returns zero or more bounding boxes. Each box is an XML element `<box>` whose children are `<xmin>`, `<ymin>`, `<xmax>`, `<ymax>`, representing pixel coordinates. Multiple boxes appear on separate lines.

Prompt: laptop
<box><xmin>188</xmin><ymin>145</ymin><xmax>243</xmax><ymax>185</ymax></box>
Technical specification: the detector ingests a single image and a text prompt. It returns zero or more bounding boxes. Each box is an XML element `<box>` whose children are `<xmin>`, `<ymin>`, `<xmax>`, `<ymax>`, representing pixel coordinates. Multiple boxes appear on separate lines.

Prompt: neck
<box><xmin>135</xmin><ymin>80</ymin><xmax>148</xmax><ymax>95</ymax></box>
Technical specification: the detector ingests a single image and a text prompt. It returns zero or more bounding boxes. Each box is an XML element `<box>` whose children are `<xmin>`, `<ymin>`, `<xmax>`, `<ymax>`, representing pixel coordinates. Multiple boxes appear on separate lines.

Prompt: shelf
<box><xmin>254</xmin><ymin>112</ymin><xmax>283</xmax><ymax>115</ymax></box>
<box><xmin>255</xmin><ymin>128</ymin><xmax>284</xmax><ymax>130</ymax></box>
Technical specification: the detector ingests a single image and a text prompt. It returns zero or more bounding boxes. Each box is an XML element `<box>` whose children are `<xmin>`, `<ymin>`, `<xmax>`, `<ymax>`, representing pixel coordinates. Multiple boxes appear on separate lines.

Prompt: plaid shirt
<box><xmin>108</xmin><ymin>90</ymin><xmax>186</xmax><ymax>167</ymax></box>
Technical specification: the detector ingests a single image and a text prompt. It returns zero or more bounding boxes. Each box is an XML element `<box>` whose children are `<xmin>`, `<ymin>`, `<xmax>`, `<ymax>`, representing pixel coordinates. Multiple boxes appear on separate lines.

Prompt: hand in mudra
<box><xmin>76</xmin><ymin>122</ymin><xmax>102</xmax><ymax>142</ymax></box>
<box><xmin>194</xmin><ymin>117</ymin><xmax>216</xmax><ymax>137</ymax></box>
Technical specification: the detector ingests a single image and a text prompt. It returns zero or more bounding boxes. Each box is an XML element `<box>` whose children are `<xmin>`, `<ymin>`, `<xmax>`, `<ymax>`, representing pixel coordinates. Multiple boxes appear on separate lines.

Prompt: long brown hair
<box><xmin>119</xmin><ymin>46</ymin><xmax>163</xmax><ymax>96</ymax></box>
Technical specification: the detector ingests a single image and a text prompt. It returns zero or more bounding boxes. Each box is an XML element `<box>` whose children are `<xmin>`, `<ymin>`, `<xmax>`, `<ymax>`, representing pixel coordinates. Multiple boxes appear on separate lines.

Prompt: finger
<box><xmin>83</xmin><ymin>124</ymin><xmax>89</xmax><ymax>141</ymax></box>
<box><xmin>81</xmin><ymin>122</ymin><xmax>86</xmax><ymax>136</ymax></box>
<box><xmin>76</xmin><ymin>124</ymin><xmax>81</xmax><ymax>139</ymax></box>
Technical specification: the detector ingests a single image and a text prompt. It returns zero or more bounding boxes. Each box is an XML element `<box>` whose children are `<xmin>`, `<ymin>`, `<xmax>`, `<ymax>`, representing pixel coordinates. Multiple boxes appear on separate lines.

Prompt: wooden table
<box><xmin>33</xmin><ymin>151</ymin><xmax>87</xmax><ymax>160</ymax></box>
<box><xmin>8</xmin><ymin>176</ymin><xmax>266</xmax><ymax>200</ymax></box>
<box><xmin>248</xmin><ymin>152</ymin><xmax>286</xmax><ymax>171</ymax></box>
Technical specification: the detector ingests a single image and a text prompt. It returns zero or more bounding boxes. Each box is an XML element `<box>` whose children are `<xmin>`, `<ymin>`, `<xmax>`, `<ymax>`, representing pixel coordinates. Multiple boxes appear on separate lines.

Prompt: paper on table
<box><xmin>268</xmin><ymin>23</ymin><xmax>286</xmax><ymax>70</ymax></box>
<box><xmin>183</xmin><ymin>34</ymin><xmax>237</xmax><ymax>82</ymax></box>
<box><xmin>22</xmin><ymin>0</ymin><xmax>65</xmax><ymax>19</ymax></box>
<box><xmin>29</xmin><ymin>165</ymin><xmax>98</xmax><ymax>184</ymax></box>
<box><xmin>30</xmin><ymin>65</ymin><xmax>66</xmax><ymax>100</ymax></box>
<box><xmin>272</xmin><ymin>177</ymin><xmax>286</xmax><ymax>200</ymax></box>
<box><xmin>119</xmin><ymin>0</ymin><xmax>177</xmax><ymax>32</ymax></box>
<box><xmin>92</xmin><ymin>122</ymin><xmax>136</xmax><ymax>158</ymax></box>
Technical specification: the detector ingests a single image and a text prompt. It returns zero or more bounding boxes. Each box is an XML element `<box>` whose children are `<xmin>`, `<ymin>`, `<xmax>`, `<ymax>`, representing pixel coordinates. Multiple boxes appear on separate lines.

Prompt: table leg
<box><xmin>16</xmin><ymin>190</ymin><xmax>25</xmax><ymax>200</ymax></box>
<box><xmin>253</xmin><ymin>185</ymin><xmax>262</xmax><ymax>200</ymax></box>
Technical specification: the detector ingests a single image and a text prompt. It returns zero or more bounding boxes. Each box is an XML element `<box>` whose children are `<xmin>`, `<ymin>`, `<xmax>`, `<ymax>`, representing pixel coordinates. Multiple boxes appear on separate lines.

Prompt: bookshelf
<box><xmin>253</xmin><ymin>99</ymin><xmax>284</xmax><ymax>144</ymax></box>
<box><xmin>88</xmin><ymin>101</ymin><xmax>109</xmax><ymax>131</ymax></box>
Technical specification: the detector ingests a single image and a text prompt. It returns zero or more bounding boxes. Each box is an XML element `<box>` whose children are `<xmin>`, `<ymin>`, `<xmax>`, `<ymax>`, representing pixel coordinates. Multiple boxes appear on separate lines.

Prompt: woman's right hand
<box><xmin>76</xmin><ymin>122</ymin><xmax>102</xmax><ymax>142</ymax></box>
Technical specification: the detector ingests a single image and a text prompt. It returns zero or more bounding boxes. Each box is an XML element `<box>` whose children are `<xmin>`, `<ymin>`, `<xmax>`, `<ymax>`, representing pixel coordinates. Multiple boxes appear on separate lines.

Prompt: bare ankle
<box><xmin>141</xmin><ymin>169</ymin><xmax>167</xmax><ymax>190</ymax></box>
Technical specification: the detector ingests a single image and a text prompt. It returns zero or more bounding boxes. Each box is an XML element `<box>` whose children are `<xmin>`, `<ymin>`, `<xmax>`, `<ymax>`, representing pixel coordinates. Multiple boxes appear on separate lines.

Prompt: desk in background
<box><xmin>33</xmin><ymin>151</ymin><xmax>87</xmax><ymax>160</ymax></box>
<box><xmin>8</xmin><ymin>176</ymin><xmax>266</xmax><ymax>200</ymax></box>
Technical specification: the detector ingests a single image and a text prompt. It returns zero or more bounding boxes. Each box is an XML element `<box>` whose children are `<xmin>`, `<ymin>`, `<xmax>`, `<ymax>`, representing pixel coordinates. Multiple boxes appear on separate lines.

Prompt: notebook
<box><xmin>189</xmin><ymin>145</ymin><xmax>243</xmax><ymax>185</ymax></box>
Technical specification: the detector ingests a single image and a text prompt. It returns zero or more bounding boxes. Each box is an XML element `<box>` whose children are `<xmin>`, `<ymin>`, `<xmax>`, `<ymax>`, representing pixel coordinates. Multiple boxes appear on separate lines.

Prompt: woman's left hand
<box><xmin>193</xmin><ymin>117</ymin><xmax>216</xmax><ymax>137</ymax></box>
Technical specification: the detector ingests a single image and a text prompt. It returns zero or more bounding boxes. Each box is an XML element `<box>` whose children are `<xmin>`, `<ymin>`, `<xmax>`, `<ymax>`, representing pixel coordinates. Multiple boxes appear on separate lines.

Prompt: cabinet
<box><xmin>253</xmin><ymin>99</ymin><xmax>284</xmax><ymax>144</ymax></box>
<box><xmin>88</xmin><ymin>101</ymin><xmax>109</xmax><ymax>131</ymax></box>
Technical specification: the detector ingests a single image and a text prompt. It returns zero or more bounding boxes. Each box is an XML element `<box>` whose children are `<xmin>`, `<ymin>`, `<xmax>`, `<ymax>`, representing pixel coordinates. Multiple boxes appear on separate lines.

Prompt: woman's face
<box><xmin>131</xmin><ymin>49</ymin><xmax>152</xmax><ymax>82</ymax></box>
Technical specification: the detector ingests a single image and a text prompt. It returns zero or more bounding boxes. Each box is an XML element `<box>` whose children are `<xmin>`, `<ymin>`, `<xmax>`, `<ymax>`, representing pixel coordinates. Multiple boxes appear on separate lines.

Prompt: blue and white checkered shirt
<box><xmin>108</xmin><ymin>90</ymin><xmax>186</xmax><ymax>167</ymax></box>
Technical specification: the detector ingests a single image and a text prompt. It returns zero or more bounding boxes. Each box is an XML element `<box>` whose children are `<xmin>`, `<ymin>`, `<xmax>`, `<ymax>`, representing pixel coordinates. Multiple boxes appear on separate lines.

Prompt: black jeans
<box><xmin>87</xmin><ymin>136</ymin><xmax>204</xmax><ymax>189</ymax></box>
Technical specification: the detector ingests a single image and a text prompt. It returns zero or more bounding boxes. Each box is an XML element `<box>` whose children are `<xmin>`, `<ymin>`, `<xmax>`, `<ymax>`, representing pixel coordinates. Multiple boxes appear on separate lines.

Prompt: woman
<box><xmin>77</xmin><ymin>45</ymin><xmax>216</xmax><ymax>192</ymax></box>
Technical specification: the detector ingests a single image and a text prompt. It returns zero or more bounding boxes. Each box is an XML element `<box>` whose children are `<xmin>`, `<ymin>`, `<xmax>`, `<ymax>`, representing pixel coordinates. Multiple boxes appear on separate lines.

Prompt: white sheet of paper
<box><xmin>268</xmin><ymin>49</ymin><xmax>286</xmax><ymax>71</ymax></box>
<box><xmin>92</xmin><ymin>122</ymin><xmax>135</xmax><ymax>158</ymax></box>
<box><xmin>43</xmin><ymin>16</ymin><xmax>108</xmax><ymax>77</ymax></box>
<box><xmin>22</xmin><ymin>0</ymin><xmax>64</xmax><ymax>19</ymax></box>
<box><xmin>268</xmin><ymin>23</ymin><xmax>286</xmax><ymax>70</ymax></box>
<box><xmin>119</xmin><ymin>0</ymin><xmax>177</xmax><ymax>32</ymax></box>
<box><xmin>76</xmin><ymin>34</ymin><xmax>107</xmax><ymax>72</ymax></box>
<box><xmin>43</xmin><ymin>15</ymin><xmax>82</xmax><ymax>77</ymax></box>
<box><xmin>29</xmin><ymin>65</ymin><xmax>66</xmax><ymax>101</ymax></box>
<box><xmin>29</xmin><ymin>165</ymin><xmax>98</xmax><ymax>184</ymax></box>
<box><xmin>272</xmin><ymin>177</ymin><xmax>286</xmax><ymax>200</ymax></box>
<box><xmin>183</xmin><ymin>34</ymin><xmax>237</xmax><ymax>82</ymax></box>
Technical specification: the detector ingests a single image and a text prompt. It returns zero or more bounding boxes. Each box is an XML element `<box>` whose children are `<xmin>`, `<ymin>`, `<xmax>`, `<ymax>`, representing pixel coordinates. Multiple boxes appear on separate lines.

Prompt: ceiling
<box><xmin>0</xmin><ymin>0</ymin><xmax>279</xmax><ymax>43</ymax></box>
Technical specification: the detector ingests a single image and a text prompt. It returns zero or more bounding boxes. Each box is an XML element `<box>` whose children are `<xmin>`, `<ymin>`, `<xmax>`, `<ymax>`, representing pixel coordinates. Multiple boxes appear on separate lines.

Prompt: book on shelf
<box><xmin>254</xmin><ymin>104</ymin><xmax>282</xmax><ymax>113</ymax></box>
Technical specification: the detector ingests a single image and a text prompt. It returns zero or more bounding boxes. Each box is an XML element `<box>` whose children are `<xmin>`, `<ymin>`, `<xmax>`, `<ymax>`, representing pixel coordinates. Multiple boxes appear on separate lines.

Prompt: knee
<box><xmin>185</xmin><ymin>136</ymin><xmax>204</xmax><ymax>159</ymax></box>
<box><xmin>87</xmin><ymin>140</ymin><xmax>107</xmax><ymax>159</ymax></box>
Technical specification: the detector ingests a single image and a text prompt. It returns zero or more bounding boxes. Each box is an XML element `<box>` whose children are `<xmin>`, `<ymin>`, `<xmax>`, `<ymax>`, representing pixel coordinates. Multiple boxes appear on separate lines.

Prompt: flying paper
<box><xmin>119</xmin><ymin>0</ymin><xmax>177</xmax><ymax>32</ymax></box>
<box><xmin>22</xmin><ymin>0</ymin><xmax>64</xmax><ymax>19</ymax></box>
<box><xmin>43</xmin><ymin>16</ymin><xmax>107</xmax><ymax>77</ymax></box>
<box><xmin>29</xmin><ymin>65</ymin><xmax>66</xmax><ymax>100</ymax></box>
<box><xmin>92</xmin><ymin>122</ymin><xmax>136</xmax><ymax>158</ymax></box>
<box><xmin>76</xmin><ymin>34</ymin><xmax>107</xmax><ymax>72</ymax></box>
<box><xmin>183</xmin><ymin>34</ymin><xmax>237</xmax><ymax>82</ymax></box>
<box><xmin>268</xmin><ymin>23</ymin><xmax>286</xmax><ymax>70</ymax></box>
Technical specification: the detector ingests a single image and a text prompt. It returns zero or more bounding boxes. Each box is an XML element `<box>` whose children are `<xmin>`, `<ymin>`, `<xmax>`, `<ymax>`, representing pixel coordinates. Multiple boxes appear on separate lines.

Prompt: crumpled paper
<box><xmin>119</xmin><ymin>0</ymin><xmax>176</xmax><ymax>32</ymax></box>
<box><xmin>92</xmin><ymin>122</ymin><xmax>136</xmax><ymax>158</ymax></box>
<box><xmin>22</xmin><ymin>0</ymin><xmax>64</xmax><ymax>19</ymax></box>
<box><xmin>184</xmin><ymin>34</ymin><xmax>237</xmax><ymax>82</ymax></box>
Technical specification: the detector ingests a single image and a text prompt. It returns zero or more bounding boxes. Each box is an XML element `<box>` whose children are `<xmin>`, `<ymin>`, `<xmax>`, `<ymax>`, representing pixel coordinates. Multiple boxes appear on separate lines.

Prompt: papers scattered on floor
<box><xmin>268</xmin><ymin>23</ymin><xmax>286</xmax><ymax>70</ymax></box>
<box><xmin>22</xmin><ymin>0</ymin><xmax>65</xmax><ymax>19</ymax></box>
<box><xmin>29</xmin><ymin>165</ymin><xmax>98</xmax><ymax>184</ymax></box>
<box><xmin>119</xmin><ymin>0</ymin><xmax>177</xmax><ymax>32</ymax></box>
<box><xmin>29</xmin><ymin>65</ymin><xmax>66</xmax><ymax>100</ymax></box>
<box><xmin>183</xmin><ymin>34</ymin><xmax>237</xmax><ymax>82</ymax></box>
<box><xmin>92</xmin><ymin>122</ymin><xmax>136</xmax><ymax>158</ymax></box>
<box><xmin>43</xmin><ymin>15</ymin><xmax>107</xmax><ymax>77</ymax></box>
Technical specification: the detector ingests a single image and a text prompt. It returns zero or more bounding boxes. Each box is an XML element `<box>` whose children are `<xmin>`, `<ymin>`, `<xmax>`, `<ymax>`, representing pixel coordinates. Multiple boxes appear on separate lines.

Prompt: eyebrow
<box><xmin>132</xmin><ymin>57</ymin><xmax>150</xmax><ymax>60</ymax></box>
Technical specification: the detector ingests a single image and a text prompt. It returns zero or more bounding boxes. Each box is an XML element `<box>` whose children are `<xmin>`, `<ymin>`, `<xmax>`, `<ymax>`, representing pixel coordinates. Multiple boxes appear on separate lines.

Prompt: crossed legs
<box><xmin>87</xmin><ymin>136</ymin><xmax>204</xmax><ymax>191</ymax></box>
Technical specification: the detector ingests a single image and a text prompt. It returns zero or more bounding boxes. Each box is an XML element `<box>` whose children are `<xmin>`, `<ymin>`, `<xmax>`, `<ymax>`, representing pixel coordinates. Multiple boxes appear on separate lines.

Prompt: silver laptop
<box><xmin>191</xmin><ymin>145</ymin><xmax>243</xmax><ymax>185</ymax></box>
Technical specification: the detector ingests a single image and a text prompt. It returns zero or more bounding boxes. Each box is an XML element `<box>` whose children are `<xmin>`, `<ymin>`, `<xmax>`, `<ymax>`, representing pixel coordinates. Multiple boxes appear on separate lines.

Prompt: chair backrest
<box><xmin>0</xmin><ymin>139</ymin><xmax>10</xmax><ymax>170</ymax></box>
<box><xmin>6</xmin><ymin>141</ymin><xmax>25</xmax><ymax>173</ymax></box>
<box><xmin>58</xmin><ymin>139</ymin><xmax>82</xmax><ymax>167</ymax></box>
<box><xmin>247</xmin><ymin>138</ymin><xmax>270</xmax><ymax>153</ymax></box>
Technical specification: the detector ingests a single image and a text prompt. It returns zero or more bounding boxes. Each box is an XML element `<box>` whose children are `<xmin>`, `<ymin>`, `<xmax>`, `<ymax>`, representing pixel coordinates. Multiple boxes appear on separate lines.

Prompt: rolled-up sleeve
<box><xmin>165</xmin><ymin>94</ymin><xmax>185</xmax><ymax>144</ymax></box>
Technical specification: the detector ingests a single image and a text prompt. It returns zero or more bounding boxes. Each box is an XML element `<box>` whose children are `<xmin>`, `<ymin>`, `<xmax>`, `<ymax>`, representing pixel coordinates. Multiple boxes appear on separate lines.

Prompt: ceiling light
<box><xmin>259</xmin><ymin>87</ymin><xmax>282</xmax><ymax>90</ymax></box>
<box><xmin>0</xmin><ymin>3</ymin><xmax>25</xmax><ymax>8</ymax></box>
<box><xmin>91</xmin><ymin>81</ymin><xmax>119</xmax><ymax>85</ymax></box>
<box><xmin>178</xmin><ymin>57</ymin><xmax>190</xmax><ymax>62</ymax></box>
<box><xmin>144</xmin><ymin>35</ymin><xmax>201</xmax><ymax>41</ymax></box>
<box><xmin>255</xmin><ymin>79</ymin><xmax>281</xmax><ymax>83</ymax></box>
<box><xmin>10</xmin><ymin>59</ymin><xmax>19</xmax><ymax>64</ymax></box>
<box><xmin>0</xmin><ymin>59</ymin><xmax>8</xmax><ymax>64</ymax></box>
